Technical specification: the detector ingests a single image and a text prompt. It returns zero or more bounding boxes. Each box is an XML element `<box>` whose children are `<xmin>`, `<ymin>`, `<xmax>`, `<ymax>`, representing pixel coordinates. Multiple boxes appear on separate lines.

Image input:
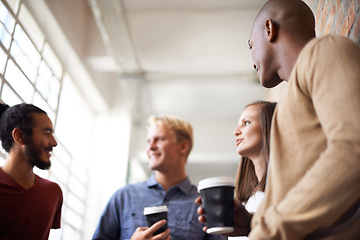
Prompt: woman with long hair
<box><xmin>229</xmin><ymin>101</ymin><xmax>276</xmax><ymax>240</ymax></box>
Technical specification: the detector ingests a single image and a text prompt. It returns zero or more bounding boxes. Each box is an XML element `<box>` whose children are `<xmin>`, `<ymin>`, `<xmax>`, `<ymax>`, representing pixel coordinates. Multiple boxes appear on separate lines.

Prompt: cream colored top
<box><xmin>250</xmin><ymin>35</ymin><xmax>360</xmax><ymax>240</ymax></box>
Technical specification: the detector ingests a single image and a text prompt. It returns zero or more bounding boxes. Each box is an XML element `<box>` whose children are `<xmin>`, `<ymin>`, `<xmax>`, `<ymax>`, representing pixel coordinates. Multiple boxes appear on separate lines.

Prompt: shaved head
<box><xmin>255</xmin><ymin>0</ymin><xmax>315</xmax><ymax>44</ymax></box>
<box><xmin>249</xmin><ymin>0</ymin><xmax>316</xmax><ymax>88</ymax></box>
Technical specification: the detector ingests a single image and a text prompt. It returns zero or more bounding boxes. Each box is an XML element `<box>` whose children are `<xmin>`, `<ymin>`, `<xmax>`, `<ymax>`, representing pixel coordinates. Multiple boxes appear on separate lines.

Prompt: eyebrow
<box><xmin>42</xmin><ymin>127</ymin><xmax>54</xmax><ymax>133</ymax></box>
<box><xmin>241</xmin><ymin>116</ymin><xmax>256</xmax><ymax>122</ymax></box>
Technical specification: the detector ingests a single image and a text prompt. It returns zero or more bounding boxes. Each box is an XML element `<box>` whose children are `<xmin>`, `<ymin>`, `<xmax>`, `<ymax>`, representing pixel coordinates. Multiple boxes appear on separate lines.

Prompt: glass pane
<box><xmin>33</xmin><ymin>92</ymin><xmax>55</xmax><ymax>123</ymax></box>
<box><xmin>49</xmin><ymin>154</ymin><xmax>70</xmax><ymax>186</ymax></box>
<box><xmin>62</xmin><ymin>224</ymin><xmax>81</xmax><ymax>240</ymax></box>
<box><xmin>0</xmin><ymin>44</ymin><xmax>7</xmax><ymax>74</ymax></box>
<box><xmin>36</xmin><ymin>60</ymin><xmax>52</xmax><ymax>99</ymax></box>
<box><xmin>53</xmin><ymin>141</ymin><xmax>72</xmax><ymax>167</ymax></box>
<box><xmin>64</xmin><ymin>208</ymin><xmax>83</xmax><ymax>231</ymax></box>
<box><xmin>68</xmin><ymin>175</ymin><xmax>86</xmax><ymax>200</ymax></box>
<box><xmin>10</xmin><ymin>40</ymin><xmax>38</xmax><ymax>82</ymax></box>
<box><xmin>67</xmin><ymin>192</ymin><xmax>85</xmax><ymax>216</ymax></box>
<box><xmin>0</xmin><ymin>24</ymin><xmax>12</xmax><ymax>49</ymax></box>
<box><xmin>0</xmin><ymin>82</ymin><xmax>22</xmax><ymax>105</ymax></box>
<box><xmin>0</xmin><ymin>1</ymin><xmax>15</xmax><ymax>34</ymax></box>
<box><xmin>0</xmin><ymin>2</ymin><xmax>15</xmax><ymax>50</ymax></box>
<box><xmin>71</xmin><ymin>159</ymin><xmax>88</xmax><ymax>184</ymax></box>
<box><xmin>43</xmin><ymin>43</ymin><xmax>62</xmax><ymax>79</ymax></box>
<box><xmin>48</xmin><ymin>75</ymin><xmax>60</xmax><ymax>110</ymax></box>
<box><xmin>18</xmin><ymin>5</ymin><xmax>44</xmax><ymax>50</ymax></box>
<box><xmin>12</xmin><ymin>24</ymin><xmax>40</xmax><ymax>82</ymax></box>
<box><xmin>6</xmin><ymin>0</ymin><xmax>19</xmax><ymax>13</ymax></box>
<box><xmin>4</xmin><ymin>59</ymin><xmax>33</xmax><ymax>102</ymax></box>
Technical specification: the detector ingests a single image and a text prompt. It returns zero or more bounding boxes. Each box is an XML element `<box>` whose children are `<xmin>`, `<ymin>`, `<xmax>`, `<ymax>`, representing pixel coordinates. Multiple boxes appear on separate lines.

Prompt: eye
<box><xmin>248</xmin><ymin>39</ymin><xmax>253</xmax><ymax>50</ymax></box>
<box><xmin>244</xmin><ymin>121</ymin><xmax>251</xmax><ymax>125</ymax></box>
<box><xmin>43</xmin><ymin>131</ymin><xmax>51</xmax><ymax>136</ymax></box>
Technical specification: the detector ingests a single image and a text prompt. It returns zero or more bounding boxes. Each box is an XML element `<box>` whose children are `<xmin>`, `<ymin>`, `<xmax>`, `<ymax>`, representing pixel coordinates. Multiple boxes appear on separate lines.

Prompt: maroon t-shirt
<box><xmin>0</xmin><ymin>168</ymin><xmax>63</xmax><ymax>240</ymax></box>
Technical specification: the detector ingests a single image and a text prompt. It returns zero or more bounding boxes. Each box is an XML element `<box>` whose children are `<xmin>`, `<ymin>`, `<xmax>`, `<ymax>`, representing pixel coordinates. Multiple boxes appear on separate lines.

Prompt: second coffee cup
<box><xmin>198</xmin><ymin>176</ymin><xmax>235</xmax><ymax>234</ymax></box>
<box><xmin>143</xmin><ymin>205</ymin><xmax>168</xmax><ymax>235</ymax></box>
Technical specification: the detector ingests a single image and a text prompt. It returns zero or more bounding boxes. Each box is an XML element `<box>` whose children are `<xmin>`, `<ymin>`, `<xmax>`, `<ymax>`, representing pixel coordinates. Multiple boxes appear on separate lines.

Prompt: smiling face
<box><xmin>24</xmin><ymin>113</ymin><xmax>57</xmax><ymax>170</ymax></box>
<box><xmin>146</xmin><ymin>124</ymin><xmax>184</xmax><ymax>172</ymax></box>
<box><xmin>233</xmin><ymin>105</ymin><xmax>263</xmax><ymax>159</ymax></box>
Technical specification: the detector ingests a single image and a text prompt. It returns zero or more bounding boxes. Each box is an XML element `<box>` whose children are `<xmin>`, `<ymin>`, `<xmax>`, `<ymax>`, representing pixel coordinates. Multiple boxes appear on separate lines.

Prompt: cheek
<box><xmin>252</xmin><ymin>132</ymin><xmax>263</xmax><ymax>148</ymax></box>
<box><xmin>248</xmin><ymin>128</ymin><xmax>262</xmax><ymax>144</ymax></box>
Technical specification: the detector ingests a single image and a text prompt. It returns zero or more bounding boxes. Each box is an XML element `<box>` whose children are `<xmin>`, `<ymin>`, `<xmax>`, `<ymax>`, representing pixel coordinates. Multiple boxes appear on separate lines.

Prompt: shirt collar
<box><xmin>146</xmin><ymin>173</ymin><xmax>193</xmax><ymax>194</ymax></box>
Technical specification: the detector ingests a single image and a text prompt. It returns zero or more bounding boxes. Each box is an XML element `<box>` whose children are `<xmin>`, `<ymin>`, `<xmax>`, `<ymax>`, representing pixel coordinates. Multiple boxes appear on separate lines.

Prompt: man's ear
<box><xmin>12</xmin><ymin>128</ymin><xmax>25</xmax><ymax>145</ymax></box>
<box><xmin>179</xmin><ymin>140</ymin><xmax>190</xmax><ymax>156</ymax></box>
<box><xmin>265</xmin><ymin>19</ymin><xmax>277</xmax><ymax>43</ymax></box>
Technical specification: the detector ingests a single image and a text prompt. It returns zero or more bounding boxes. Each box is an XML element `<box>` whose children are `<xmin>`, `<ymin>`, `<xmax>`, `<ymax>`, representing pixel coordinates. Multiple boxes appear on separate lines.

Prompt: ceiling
<box><xmin>87</xmin><ymin>0</ymin><xmax>269</xmax><ymax>184</ymax></box>
<box><xmin>86</xmin><ymin>0</ymin><xmax>269</xmax><ymax>118</ymax></box>
<box><xmin>32</xmin><ymin>0</ymin><xmax>271</xmax><ymax>184</ymax></box>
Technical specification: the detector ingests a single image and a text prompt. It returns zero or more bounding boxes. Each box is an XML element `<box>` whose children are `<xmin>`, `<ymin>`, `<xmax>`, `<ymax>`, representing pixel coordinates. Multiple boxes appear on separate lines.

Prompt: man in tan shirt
<box><xmin>247</xmin><ymin>0</ymin><xmax>360</xmax><ymax>239</ymax></box>
<box><xmin>197</xmin><ymin>0</ymin><xmax>360</xmax><ymax>239</ymax></box>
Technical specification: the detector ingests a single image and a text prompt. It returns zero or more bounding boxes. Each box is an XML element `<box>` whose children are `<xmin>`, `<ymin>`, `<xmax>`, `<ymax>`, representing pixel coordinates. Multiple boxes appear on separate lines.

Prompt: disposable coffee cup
<box><xmin>198</xmin><ymin>176</ymin><xmax>235</xmax><ymax>235</ymax></box>
<box><xmin>143</xmin><ymin>205</ymin><xmax>168</xmax><ymax>235</ymax></box>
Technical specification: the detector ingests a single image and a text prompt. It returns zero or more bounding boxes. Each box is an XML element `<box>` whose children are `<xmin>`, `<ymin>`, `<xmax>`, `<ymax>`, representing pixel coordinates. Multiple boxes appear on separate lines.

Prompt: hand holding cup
<box><xmin>130</xmin><ymin>219</ymin><xmax>171</xmax><ymax>240</ymax></box>
<box><xmin>197</xmin><ymin>176</ymin><xmax>235</xmax><ymax>235</ymax></box>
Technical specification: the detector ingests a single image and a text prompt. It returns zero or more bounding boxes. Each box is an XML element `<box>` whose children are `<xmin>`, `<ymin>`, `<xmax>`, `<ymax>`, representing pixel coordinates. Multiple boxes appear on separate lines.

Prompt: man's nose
<box><xmin>147</xmin><ymin>139</ymin><xmax>156</xmax><ymax>150</ymax></box>
<box><xmin>52</xmin><ymin>135</ymin><xmax>58</xmax><ymax>147</ymax></box>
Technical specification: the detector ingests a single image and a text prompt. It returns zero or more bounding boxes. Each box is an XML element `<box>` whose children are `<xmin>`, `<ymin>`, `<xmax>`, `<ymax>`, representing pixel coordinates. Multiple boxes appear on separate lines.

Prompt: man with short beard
<box><xmin>0</xmin><ymin>103</ymin><xmax>63</xmax><ymax>240</ymax></box>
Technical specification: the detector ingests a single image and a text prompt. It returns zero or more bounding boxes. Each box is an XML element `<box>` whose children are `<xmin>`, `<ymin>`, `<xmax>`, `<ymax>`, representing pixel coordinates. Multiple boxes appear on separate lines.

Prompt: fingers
<box><xmin>195</xmin><ymin>196</ymin><xmax>202</xmax><ymax>204</ymax></box>
<box><xmin>195</xmin><ymin>196</ymin><xmax>207</xmax><ymax>233</ymax></box>
<box><xmin>153</xmin><ymin>228</ymin><xmax>171</xmax><ymax>240</ymax></box>
<box><xmin>130</xmin><ymin>221</ymin><xmax>171</xmax><ymax>240</ymax></box>
<box><xmin>197</xmin><ymin>205</ymin><xmax>205</xmax><ymax>215</ymax></box>
<box><xmin>148</xmin><ymin>219</ymin><xmax>167</xmax><ymax>233</ymax></box>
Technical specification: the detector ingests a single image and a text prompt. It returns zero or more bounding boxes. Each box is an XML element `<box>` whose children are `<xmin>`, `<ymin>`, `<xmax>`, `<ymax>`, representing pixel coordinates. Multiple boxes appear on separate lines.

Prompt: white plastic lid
<box><xmin>207</xmin><ymin>226</ymin><xmax>234</xmax><ymax>235</ymax></box>
<box><xmin>198</xmin><ymin>176</ymin><xmax>235</xmax><ymax>192</ymax></box>
<box><xmin>143</xmin><ymin>205</ymin><xmax>168</xmax><ymax>215</ymax></box>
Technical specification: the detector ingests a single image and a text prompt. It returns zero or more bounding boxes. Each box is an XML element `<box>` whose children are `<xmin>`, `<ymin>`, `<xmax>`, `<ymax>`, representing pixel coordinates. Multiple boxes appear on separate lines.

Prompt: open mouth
<box><xmin>44</xmin><ymin>147</ymin><xmax>53</xmax><ymax>158</ymax></box>
<box><xmin>236</xmin><ymin>138</ymin><xmax>244</xmax><ymax>146</ymax></box>
<box><xmin>149</xmin><ymin>152</ymin><xmax>161</xmax><ymax>158</ymax></box>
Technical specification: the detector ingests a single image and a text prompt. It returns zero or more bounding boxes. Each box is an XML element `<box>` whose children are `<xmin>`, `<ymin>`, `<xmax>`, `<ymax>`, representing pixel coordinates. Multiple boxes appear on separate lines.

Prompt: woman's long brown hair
<box><xmin>234</xmin><ymin>101</ymin><xmax>277</xmax><ymax>203</ymax></box>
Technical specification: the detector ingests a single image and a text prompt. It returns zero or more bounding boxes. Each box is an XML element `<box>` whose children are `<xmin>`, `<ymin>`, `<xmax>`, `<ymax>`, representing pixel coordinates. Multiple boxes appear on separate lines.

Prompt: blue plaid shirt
<box><xmin>92</xmin><ymin>174</ymin><xmax>227</xmax><ymax>240</ymax></box>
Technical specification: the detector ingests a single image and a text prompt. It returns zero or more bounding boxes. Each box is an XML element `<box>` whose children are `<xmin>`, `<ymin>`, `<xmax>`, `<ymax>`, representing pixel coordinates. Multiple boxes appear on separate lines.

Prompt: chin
<box><xmin>148</xmin><ymin>163</ymin><xmax>158</xmax><ymax>171</ymax></box>
<box><xmin>36</xmin><ymin>161</ymin><xmax>51</xmax><ymax>170</ymax></box>
<box><xmin>236</xmin><ymin>149</ymin><xmax>241</xmax><ymax>156</ymax></box>
<box><xmin>261</xmin><ymin>75</ymin><xmax>283</xmax><ymax>88</ymax></box>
